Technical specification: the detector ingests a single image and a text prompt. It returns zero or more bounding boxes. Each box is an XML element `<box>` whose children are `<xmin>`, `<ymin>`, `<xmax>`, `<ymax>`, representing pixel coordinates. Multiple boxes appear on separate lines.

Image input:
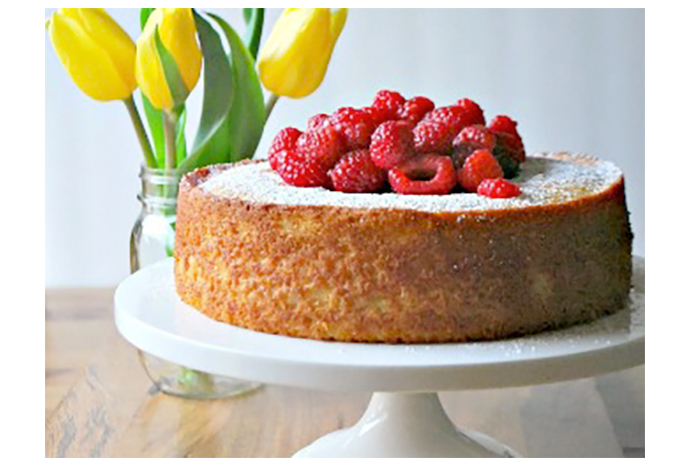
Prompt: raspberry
<box><xmin>388</xmin><ymin>154</ymin><xmax>456</xmax><ymax>195</ymax></box>
<box><xmin>362</xmin><ymin>106</ymin><xmax>387</xmax><ymax>126</ymax></box>
<box><xmin>459</xmin><ymin>149</ymin><xmax>503</xmax><ymax>192</ymax></box>
<box><xmin>455</xmin><ymin>125</ymin><xmax>495</xmax><ymax>149</ymax></box>
<box><xmin>456</xmin><ymin>98</ymin><xmax>486</xmax><ymax>125</ymax></box>
<box><xmin>329</xmin><ymin>149</ymin><xmax>386</xmax><ymax>193</ymax></box>
<box><xmin>399</xmin><ymin>96</ymin><xmax>435</xmax><ymax>124</ymax></box>
<box><xmin>296</xmin><ymin>124</ymin><xmax>344</xmax><ymax>170</ymax></box>
<box><xmin>268</xmin><ymin>127</ymin><xmax>302</xmax><ymax>170</ymax></box>
<box><xmin>369</xmin><ymin>120</ymin><xmax>415</xmax><ymax>170</ymax></box>
<box><xmin>423</xmin><ymin>105</ymin><xmax>478</xmax><ymax>128</ymax></box>
<box><xmin>414</xmin><ymin>105</ymin><xmax>479</xmax><ymax>154</ymax></box>
<box><xmin>306</xmin><ymin>113</ymin><xmax>330</xmax><ymax>132</ymax></box>
<box><xmin>372</xmin><ymin>90</ymin><xmax>406</xmax><ymax>122</ymax></box>
<box><xmin>488</xmin><ymin>115</ymin><xmax>520</xmax><ymax>138</ymax></box>
<box><xmin>329</xmin><ymin>107</ymin><xmax>377</xmax><ymax>150</ymax></box>
<box><xmin>275</xmin><ymin>149</ymin><xmax>330</xmax><ymax>187</ymax></box>
<box><xmin>451</xmin><ymin>125</ymin><xmax>496</xmax><ymax>169</ymax></box>
<box><xmin>268</xmin><ymin>148</ymin><xmax>287</xmax><ymax>172</ymax></box>
<box><xmin>421</xmin><ymin>105</ymin><xmax>466</xmax><ymax>125</ymax></box>
<box><xmin>477</xmin><ymin>178</ymin><xmax>521</xmax><ymax>199</ymax></box>
<box><xmin>413</xmin><ymin>120</ymin><xmax>458</xmax><ymax>154</ymax></box>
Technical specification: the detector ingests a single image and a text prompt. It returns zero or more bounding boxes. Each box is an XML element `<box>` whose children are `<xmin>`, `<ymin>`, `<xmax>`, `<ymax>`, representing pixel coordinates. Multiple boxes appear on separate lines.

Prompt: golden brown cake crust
<box><xmin>174</xmin><ymin>156</ymin><xmax>633</xmax><ymax>343</ymax></box>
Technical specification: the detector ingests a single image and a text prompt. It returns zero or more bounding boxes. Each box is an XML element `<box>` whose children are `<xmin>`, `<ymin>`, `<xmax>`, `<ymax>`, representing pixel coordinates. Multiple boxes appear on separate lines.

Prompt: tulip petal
<box><xmin>72</xmin><ymin>8</ymin><xmax>137</xmax><ymax>92</ymax></box>
<box><xmin>158</xmin><ymin>9</ymin><xmax>202</xmax><ymax>94</ymax></box>
<box><xmin>136</xmin><ymin>8</ymin><xmax>201</xmax><ymax>111</ymax></box>
<box><xmin>138</xmin><ymin>9</ymin><xmax>166</xmax><ymax>166</ymax></box>
<box><xmin>49</xmin><ymin>12</ymin><xmax>135</xmax><ymax>101</ymax></box>
<box><xmin>257</xmin><ymin>8</ymin><xmax>344</xmax><ymax>98</ymax></box>
<box><xmin>135</xmin><ymin>17</ymin><xmax>173</xmax><ymax>110</ymax></box>
<box><xmin>330</xmin><ymin>9</ymin><xmax>348</xmax><ymax>39</ymax></box>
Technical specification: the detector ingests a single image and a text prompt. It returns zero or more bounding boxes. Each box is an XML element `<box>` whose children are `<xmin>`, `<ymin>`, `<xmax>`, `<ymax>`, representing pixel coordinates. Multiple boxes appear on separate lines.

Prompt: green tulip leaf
<box><xmin>242</xmin><ymin>8</ymin><xmax>264</xmax><ymax>60</ymax></box>
<box><xmin>187</xmin><ymin>11</ymin><xmax>234</xmax><ymax>165</ymax></box>
<box><xmin>209</xmin><ymin>13</ymin><xmax>265</xmax><ymax>162</ymax></box>
<box><xmin>154</xmin><ymin>27</ymin><xmax>189</xmax><ymax>110</ymax></box>
<box><xmin>139</xmin><ymin>8</ymin><xmax>166</xmax><ymax>168</ymax></box>
<box><xmin>140</xmin><ymin>8</ymin><xmax>155</xmax><ymax>30</ymax></box>
<box><xmin>180</xmin><ymin>12</ymin><xmax>265</xmax><ymax>173</ymax></box>
<box><xmin>175</xmin><ymin>107</ymin><xmax>188</xmax><ymax>165</ymax></box>
<box><xmin>141</xmin><ymin>95</ymin><xmax>165</xmax><ymax>168</ymax></box>
<box><xmin>242</xmin><ymin>8</ymin><xmax>253</xmax><ymax>24</ymax></box>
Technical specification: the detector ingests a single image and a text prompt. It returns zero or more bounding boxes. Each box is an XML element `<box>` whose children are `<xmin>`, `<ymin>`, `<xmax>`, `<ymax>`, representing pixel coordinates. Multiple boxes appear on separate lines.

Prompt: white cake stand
<box><xmin>114</xmin><ymin>257</ymin><xmax>644</xmax><ymax>458</ymax></box>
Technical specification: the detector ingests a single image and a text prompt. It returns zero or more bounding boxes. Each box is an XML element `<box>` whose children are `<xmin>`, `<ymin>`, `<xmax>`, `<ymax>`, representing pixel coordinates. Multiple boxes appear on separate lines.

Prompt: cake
<box><xmin>174</xmin><ymin>91</ymin><xmax>633</xmax><ymax>343</ymax></box>
<box><xmin>174</xmin><ymin>152</ymin><xmax>632</xmax><ymax>343</ymax></box>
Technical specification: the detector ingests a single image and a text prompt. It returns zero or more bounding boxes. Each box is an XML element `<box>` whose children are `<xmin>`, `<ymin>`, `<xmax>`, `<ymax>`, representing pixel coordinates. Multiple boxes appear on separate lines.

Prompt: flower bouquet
<box><xmin>46</xmin><ymin>7</ymin><xmax>347</xmax><ymax>398</ymax></box>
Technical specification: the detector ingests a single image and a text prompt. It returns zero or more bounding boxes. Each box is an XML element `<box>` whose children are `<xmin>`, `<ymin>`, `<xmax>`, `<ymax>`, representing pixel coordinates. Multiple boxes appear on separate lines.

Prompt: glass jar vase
<box><xmin>130</xmin><ymin>166</ymin><xmax>261</xmax><ymax>399</ymax></box>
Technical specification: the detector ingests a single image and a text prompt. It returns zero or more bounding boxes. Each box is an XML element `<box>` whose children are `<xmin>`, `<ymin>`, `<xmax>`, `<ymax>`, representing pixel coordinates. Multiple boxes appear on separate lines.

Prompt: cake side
<box><xmin>174</xmin><ymin>154</ymin><xmax>633</xmax><ymax>343</ymax></box>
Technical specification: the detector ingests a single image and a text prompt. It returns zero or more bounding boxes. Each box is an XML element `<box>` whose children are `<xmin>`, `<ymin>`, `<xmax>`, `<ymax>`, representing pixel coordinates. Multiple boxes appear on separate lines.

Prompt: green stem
<box><xmin>162</xmin><ymin>110</ymin><xmax>178</xmax><ymax>171</ymax></box>
<box><xmin>179</xmin><ymin>367</ymin><xmax>215</xmax><ymax>392</ymax></box>
<box><xmin>160</xmin><ymin>110</ymin><xmax>180</xmax><ymax>209</ymax></box>
<box><xmin>124</xmin><ymin>96</ymin><xmax>157</xmax><ymax>168</ymax></box>
<box><xmin>265</xmin><ymin>93</ymin><xmax>279</xmax><ymax>120</ymax></box>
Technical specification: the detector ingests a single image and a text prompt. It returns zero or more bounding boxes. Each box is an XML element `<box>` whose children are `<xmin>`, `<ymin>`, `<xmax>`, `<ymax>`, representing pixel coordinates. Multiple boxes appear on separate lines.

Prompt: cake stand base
<box><xmin>293</xmin><ymin>392</ymin><xmax>519</xmax><ymax>458</ymax></box>
<box><xmin>114</xmin><ymin>257</ymin><xmax>644</xmax><ymax>458</ymax></box>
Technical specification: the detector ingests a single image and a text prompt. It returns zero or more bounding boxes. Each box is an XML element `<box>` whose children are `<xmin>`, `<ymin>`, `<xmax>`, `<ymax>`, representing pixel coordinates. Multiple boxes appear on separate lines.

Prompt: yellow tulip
<box><xmin>258</xmin><ymin>8</ymin><xmax>348</xmax><ymax>99</ymax></box>
<box><xmin>47</xmin><ymin>8</ymin><xmax>136</xmax><ymax>101</ymax></box>
<box><xmin>135</xmin><ymin>8</ymin><xmax>202</xmax><ymax>111</ymax></box>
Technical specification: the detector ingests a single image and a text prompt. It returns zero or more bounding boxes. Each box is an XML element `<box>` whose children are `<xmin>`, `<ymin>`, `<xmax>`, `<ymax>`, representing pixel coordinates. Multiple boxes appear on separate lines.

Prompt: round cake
<box><xmin>174</xmin><ymin>152</ymin><xmax>632</xmax><ymax>343</ymax></box>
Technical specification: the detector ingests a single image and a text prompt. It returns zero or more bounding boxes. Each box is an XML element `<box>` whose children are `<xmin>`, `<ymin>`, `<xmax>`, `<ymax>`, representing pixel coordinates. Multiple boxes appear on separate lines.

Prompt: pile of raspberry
<box><xmin>267</xmin><ymin>90</ymin><xmax>525</xmax><ymax>199</ymax></box>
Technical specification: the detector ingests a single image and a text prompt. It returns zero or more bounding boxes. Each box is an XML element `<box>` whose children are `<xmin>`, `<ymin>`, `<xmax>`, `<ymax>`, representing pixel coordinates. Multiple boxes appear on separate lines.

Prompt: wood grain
<box><xmin>45</xmin><ymin>288</ymin><xmax>644</xmax><ymax>458</ymax></box>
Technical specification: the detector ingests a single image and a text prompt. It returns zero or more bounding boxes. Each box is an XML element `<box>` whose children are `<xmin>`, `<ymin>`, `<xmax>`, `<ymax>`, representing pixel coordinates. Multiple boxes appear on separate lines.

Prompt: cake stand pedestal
<box><xmin>114</xmin><ymin>257</ymin><xmax>644</xmax><ymax>458</ymax></box>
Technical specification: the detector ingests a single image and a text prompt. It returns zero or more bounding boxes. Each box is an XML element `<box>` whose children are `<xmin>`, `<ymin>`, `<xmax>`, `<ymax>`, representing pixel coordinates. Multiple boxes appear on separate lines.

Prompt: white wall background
<box><xmin>45</xmin><ymin>8</ymin><xmax>644</xmax><ymax>288</ymax></box>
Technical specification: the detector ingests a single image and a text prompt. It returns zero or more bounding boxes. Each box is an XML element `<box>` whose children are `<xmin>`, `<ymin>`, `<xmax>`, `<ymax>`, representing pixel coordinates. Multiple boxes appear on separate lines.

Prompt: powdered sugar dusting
<box><xmin>200</xmin><ymin>152</ymin><xmax>623</xmax><ymax>213</ymax></box>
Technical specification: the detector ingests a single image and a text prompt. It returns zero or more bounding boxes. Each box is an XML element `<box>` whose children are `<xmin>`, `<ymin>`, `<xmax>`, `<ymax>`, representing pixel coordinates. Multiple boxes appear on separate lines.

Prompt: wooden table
<box><xmin>45</xmin><ymin>288</ymin><xmax>645</xmax><ymax>458</ymax></box>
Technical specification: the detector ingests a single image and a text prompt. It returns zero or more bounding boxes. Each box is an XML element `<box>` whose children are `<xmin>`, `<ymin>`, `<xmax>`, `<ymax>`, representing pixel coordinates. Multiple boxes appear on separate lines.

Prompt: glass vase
<box><xmin>129</xmin><ymin>166</ymin><xmax>261</xmax><ymax>399</ymax></box>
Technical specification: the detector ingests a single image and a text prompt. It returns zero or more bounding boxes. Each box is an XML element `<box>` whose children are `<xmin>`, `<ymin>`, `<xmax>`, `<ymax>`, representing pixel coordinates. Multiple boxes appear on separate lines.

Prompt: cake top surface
<box><xmin>198</xmin><ymin>152</ymin><xmax>623</xmax><ymax>213</ymax></box>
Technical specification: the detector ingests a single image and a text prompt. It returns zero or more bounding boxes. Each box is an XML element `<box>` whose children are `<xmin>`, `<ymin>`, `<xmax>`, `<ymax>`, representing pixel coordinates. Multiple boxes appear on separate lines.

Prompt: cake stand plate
<box><xmin>114</xmin><ymin>257</ymin><xmax>644</xmax><ymax>458</ymax></box>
